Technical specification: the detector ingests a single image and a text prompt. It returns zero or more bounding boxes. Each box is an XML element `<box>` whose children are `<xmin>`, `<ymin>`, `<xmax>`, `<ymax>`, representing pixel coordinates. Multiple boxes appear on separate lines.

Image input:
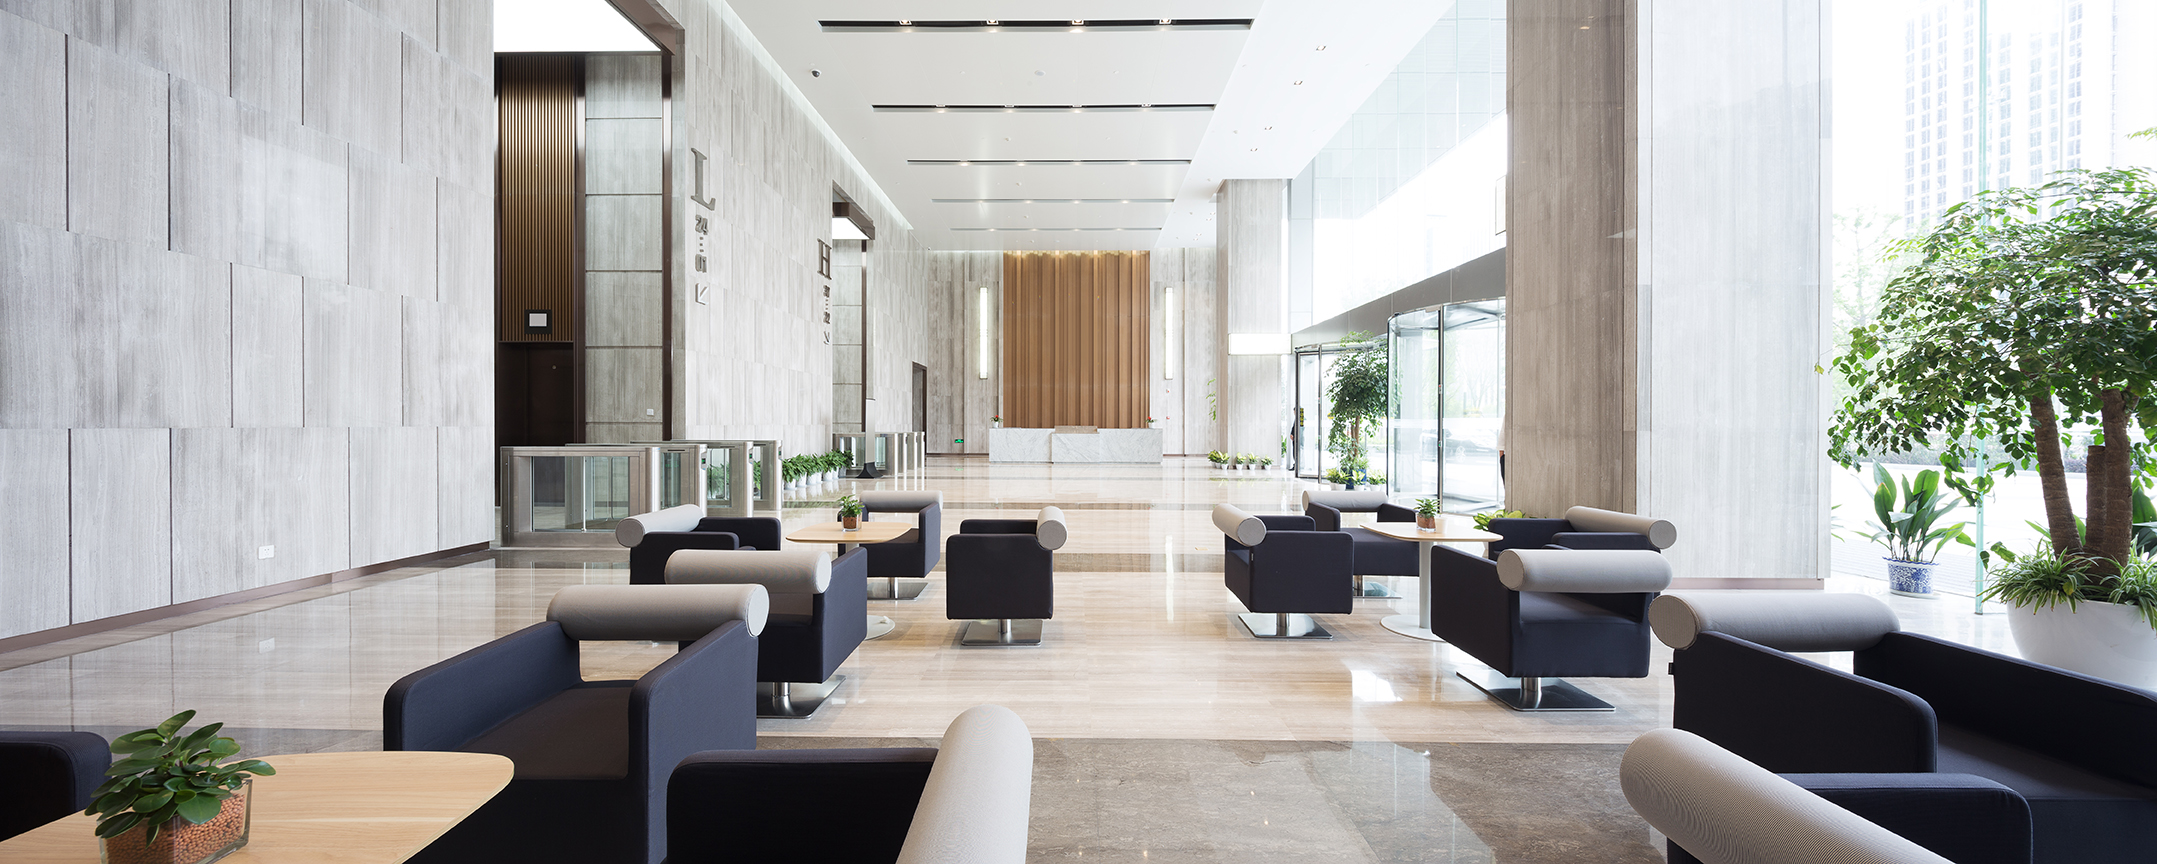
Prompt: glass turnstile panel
<box><xmin>526</xmin><ymin>455</ymin><xmax>633</xmax><ymax>531</ymax></box>
<box><xmin>1296</xmin><ymin>352</ymin><xmax>1323</xmax><ymax>477</ymax></box>
<box><xmin>500</xmin><ymin>446</ymin><xmax>663</xmax><ymax>546</ymax></box>
<box><xmin>1440</xmin><ymin>300</ymin><xmax>1505</xmax><ymax>512</ymax></box>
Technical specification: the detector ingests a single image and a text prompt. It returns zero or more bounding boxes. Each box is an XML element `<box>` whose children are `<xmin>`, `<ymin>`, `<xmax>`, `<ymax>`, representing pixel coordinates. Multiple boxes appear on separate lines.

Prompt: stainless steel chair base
<box><xmin>866</xmin><ymin>578</ymin><xmax>929</xmax><ymax>601</ymax></box>
<box><xmin>758</xmin><ymin>675</ymin><xmax>845</xmax><ymax>719</ymax></box>
<box><xmin>1457</xmin><ymin>670</ymin><xmax>1614</xmax><ymax>712</ymax></box>
<box><xmin>1352</xmin><ymin>578</ymin><xmax>1394</xmax><ymax>598</ymax></box>
<box><xmin>1237</xmin><ymin>612</ymin><xmax>1333</xmax><ymax>640</ymax></box>
<box><xmin>959</xmin><ymin>618</ymin><xmax>1043</xmax><ymax>646</ymax></box>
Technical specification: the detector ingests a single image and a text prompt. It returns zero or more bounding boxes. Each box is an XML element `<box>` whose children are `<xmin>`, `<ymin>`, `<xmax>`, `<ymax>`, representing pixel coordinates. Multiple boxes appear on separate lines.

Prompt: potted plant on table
<box><xmin>837</xmin><ymin>493</ymin><xmax>863</xmax><ymax>531</ymax></box>
<box><xmin>1413</xmin><ymin>498</ymin><xmax>1441</xmax><ymax>531</ymax></box>
<box><xmin>1860</xmin><ymin>464</ymin><xmax>1967</xmax><ymax>598</ymax></box>
<box><xmin>89</xmin><ymin>710</ymin><xmax>275</xmax><ymax>864</ymax></box>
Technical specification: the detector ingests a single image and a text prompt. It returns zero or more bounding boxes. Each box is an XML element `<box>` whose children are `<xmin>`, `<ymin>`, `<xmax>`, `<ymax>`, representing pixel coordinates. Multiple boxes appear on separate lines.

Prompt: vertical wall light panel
<box><xmin>496</xmin><ymin>55</ymin><xmax>578</xmax><ymax>343</ymax></box>
<box><xmin>1000</xmin><ymin>251</ymin><xmax>1151</xmax><ymax>429</ymax></box>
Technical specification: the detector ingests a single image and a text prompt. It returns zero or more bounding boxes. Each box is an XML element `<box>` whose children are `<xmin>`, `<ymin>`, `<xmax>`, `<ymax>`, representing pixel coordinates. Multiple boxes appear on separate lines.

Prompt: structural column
<box><xmin>1214</xmin><ymin>179</ymin><xmax>1288</xmax><ymax>460</ymax></box>
<box><xmin>1505</xmin><ymin>0</ymin><xmax>1828</xmax><ymax>585</ymax></box>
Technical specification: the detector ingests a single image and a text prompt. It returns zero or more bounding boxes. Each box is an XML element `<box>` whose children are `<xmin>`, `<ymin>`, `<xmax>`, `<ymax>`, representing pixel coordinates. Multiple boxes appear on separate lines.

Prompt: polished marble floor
<box><xmin>0</xmin><ymin>457</ymin><xmax>2017</xmax><ymax>862</ymax></box>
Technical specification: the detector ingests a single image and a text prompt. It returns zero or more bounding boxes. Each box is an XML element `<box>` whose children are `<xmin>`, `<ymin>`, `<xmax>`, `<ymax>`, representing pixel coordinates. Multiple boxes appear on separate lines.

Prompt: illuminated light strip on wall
<box><xmin>948</xmin><ymin>227</ymin><xmax>1161</xmax><ymax>232</ymax></box>
<box><xmin>1163</xmin><ymin>286</ymin><xmax>1175</xmax><ymax>379</ymax></box>
<box><xmin>874</xmin><ymin>104</ymin><xmax>1214</xmax><ymax>113</ymax></box>
<box><xmin>908</xmin><ymin>159</ymin><xmax>1191</xmax><ymax>166</ymax></box>
<box><xmin>977</xmin><ymin>286</ymin><xmax>991</xmax><ymax>379</ymax></box>
<box><xmin>820</xmin><ymin>19</ymin><xmax>1253</xmax><ymax>33</ymax></box>
<box><xmin>931</xmin><ymin>198</ymin><xmax>1176</xmax><ymax>204</ymax></box>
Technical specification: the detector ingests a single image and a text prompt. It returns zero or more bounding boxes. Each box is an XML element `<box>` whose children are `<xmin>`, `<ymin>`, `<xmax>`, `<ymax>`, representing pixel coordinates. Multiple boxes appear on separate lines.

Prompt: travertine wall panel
<box><xmin>300</xmin><ymin>0</ymin><xmax>400</xmax><ymax>157</ymax></box>
<box><xmin>230</xmin><ymin>0</ymin><xmax>302</xmax><ymax>121</ymax></box>
<box><xmin>232</xmin><ymin>265</ymin><xmax>305</xmax><ymax>428</ymax></box>
<box><xmin>348</xmin><ymin>426</ymin><xmax>438</xmax><ymax>565</ymax></box>
<box><xmin>303</xmin><ymin>279</ymin><xmax>403</xmax><ymax>427</ymax></box>
<box><xmin>0</xmin><ymin>430</ymin><xmax>70</xmax><ymax>639</ymax></box>
<box><xmin>73</xmin><ymin>237</ymin><xmax>233</xmax><ymax>429</ymax></box>
<box><xmin>0</xmin><ymin>221</ymin><xmax>75</xmax><ymax>427</ymax></box>
<box><xmin>0</xmin><ymin>12</ymin><xmax>64</xmax><ymax>229</ymax></box>
<box><xmin>67</xmin><ymin>37</ymin><xmax>168</xmax><ymax>246</ymax></box>
<box><xmin>69</xmin><ymin>428</ymin><xmax>171</xmax><ymax>621</ymax></box>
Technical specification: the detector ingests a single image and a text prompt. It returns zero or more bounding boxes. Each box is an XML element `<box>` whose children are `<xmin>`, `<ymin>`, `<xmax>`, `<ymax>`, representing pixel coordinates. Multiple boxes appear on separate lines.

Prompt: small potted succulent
<box><xmin>89</xmin><ymin>711</ymin><xmax>275</xmax><ymax>864</ymax></box>
<box><xmin>1413</xmin><ymin>497</ymin><xmax>1441</xmax><ymax>531</ymax></box>
<box><xmin>837</xmin><ymin>493</ymin><xmax>864</xmax><ymax>531</ymax></box>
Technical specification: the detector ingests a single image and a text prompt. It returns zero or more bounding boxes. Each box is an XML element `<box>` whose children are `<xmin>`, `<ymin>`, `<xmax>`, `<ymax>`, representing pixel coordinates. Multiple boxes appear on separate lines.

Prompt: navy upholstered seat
<box><xmin>1217</xmin><ymin>506</ymin><xmax>1353</xmax><ymax>639</ymax></box>
<box><xmin>945</xmin><ymin>508</ymin><xmax>1066</xmax><ymax>645</ymax></box>
<box><xmin>0</xmin><ymin>732</ymin><xmax>109</xmax><ymax>842</ymax></box>
<box><xmin>1429</xmin><ymin>545</ymin><xmax>1669</xmax><ymax>709</ymax></box>
<box><xmin>616</xmin><ymin>504</ymin><xmax>784</xmax><ymax>586</ymax></box>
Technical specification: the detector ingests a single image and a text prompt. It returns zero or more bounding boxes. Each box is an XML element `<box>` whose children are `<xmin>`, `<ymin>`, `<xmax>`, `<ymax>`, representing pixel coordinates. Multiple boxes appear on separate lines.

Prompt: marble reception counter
<box><xmin>988</xmin><ymin>427</ymin><xmax>1163</xmax><ymax>463</ymax></box>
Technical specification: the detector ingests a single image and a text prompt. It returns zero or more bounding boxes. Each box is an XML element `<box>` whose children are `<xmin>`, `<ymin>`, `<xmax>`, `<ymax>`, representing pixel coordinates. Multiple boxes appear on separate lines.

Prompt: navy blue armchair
<box><xmin>945</xmin><ymin>508</ymin><xmax>1068</xmax><ymax>645</ymax></box>
<box><xmin>1485</xmin><ymin>505</ymin><xmax>1677</xmax><ymax>557</ymax></box>
<box><xmin>0</xmin><ymin>731</ymin><xmax>109</xmax><ymax>842</ymax></box>
<box><xmin>1216</xmin><ymin>504</ymin><xmax>1353</xmax><ymax>639</ymax></box>
<box><xmin>1429</xmin><ymin>546</ymin><xmax>1670</xmax><ymax>710</ymax></box>
<box><xmin>1303</xmin><ymin>490</ymin><xmax>1417</xmax><ymax>596</ymax></box>
<box><xmin>861</xmin><ymin>491</ymin><xmax>943</xmax><ymax>600</ymax></box>
<box><xmin>615</xmin><ymin>504</ymin><xmax>783</xmax><ymax>585</ymax></box>
<box><xmin>386</xmin><ymin>584</ymin><xmax>766</xmax><ymax>864</ymax></box>
<box><xmin>667</xmin><ymin>547</ymin><xmax>869</xmax><ymax>717</ymax></box>
<box><xmin>1654</xmin><ymin>593</ymin><xmax>2157</xmax><ymax>864</ymax></box>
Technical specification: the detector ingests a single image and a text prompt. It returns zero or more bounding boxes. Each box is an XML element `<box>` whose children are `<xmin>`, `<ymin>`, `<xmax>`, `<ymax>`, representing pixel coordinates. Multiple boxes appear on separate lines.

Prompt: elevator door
<box><xmin>499</xmin><ymin>343</ymin><xmax>575</xmax><ymax>447</ymax></box>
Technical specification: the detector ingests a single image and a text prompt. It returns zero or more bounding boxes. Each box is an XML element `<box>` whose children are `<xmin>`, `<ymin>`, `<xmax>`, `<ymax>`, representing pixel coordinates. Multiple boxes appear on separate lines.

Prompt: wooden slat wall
<box><xmin>497</xmin><ymin>55</ymin><xmax>579</xmax><ymax>342</ymax></box>
<box><xmin>1001</xmin><ymin>251</ymin><xmax>1151</xmax><ymax>428</ymax></box>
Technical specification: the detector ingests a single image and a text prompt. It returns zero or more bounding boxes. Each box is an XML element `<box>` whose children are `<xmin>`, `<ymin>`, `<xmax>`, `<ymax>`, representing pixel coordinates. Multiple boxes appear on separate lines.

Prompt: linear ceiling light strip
<box><xmin>931</xmin><ymin>199</ymin><xmax>1176</xmax><ymax>204</ymax></box>
<box><xmin>948</xmin><ymin>227</ymin><xmax>1163</xmax><ymax>232</ymax></box>
<box><xmin>908</xmin><ymin>159</ymin><xmax>1190</xmax><ymax>166</ymax></box>
<box><xmin>873</xmin><ymin>104</ymin><xmax>1213</xmax><ymax>113</ymax></box>
<box><xmin>820</xmin><ymin>19</ymin><xmax>1253</xmax><ymax>33</ymax></box>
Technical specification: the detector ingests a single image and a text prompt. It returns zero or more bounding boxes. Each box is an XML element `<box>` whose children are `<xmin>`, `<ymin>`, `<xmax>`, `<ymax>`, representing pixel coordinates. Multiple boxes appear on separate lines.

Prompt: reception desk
<box><xmin>988</xmin><ymin>427</ymin><xmax>1162</xmax><ymax>463</ymax></box>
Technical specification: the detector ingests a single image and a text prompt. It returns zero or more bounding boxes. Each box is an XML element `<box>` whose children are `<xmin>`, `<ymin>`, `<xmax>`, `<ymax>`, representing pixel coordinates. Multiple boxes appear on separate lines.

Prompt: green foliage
<box><xmin>1324</xmin><ymin>332</ymin><xmax>1389</xmax><ymax>470</ymax></box>
<box><xmin>836</xmin><ymin>494</ymin><xmax>863</xmax><ymax>518</ymax></box>
<box><xmin>1206</xmin><ymin>450</ymin><xmax>1229</xmax><ymax>465</ymax></box>
<box><xmin>2134</xmin><ymin>482</ymin><xmax>2157</xmax><ymax>559</ymax></box>
<box><xmin>1862</xmin><ymin>464</ymin><xmax>1968</xmax><ymax>564</ymax></box>
<box><xmin>1413</xmin><ymin>497</ymin><xmax>1441</xmax><ymax>518</ymax></box>
<box><xmin>1472</xmin><ymin>509</ymin><xmax>1525</xmax><ymax>531</ymax></box>
<box><xmin>88</xmin><ymin>711</ymin><xmax>274</xmax><ymax>845</ymax></box>
<box><xmin>1980</xmin><ymin>546</ymin><xmax>2157</xmax><ymax>629</ymax></box>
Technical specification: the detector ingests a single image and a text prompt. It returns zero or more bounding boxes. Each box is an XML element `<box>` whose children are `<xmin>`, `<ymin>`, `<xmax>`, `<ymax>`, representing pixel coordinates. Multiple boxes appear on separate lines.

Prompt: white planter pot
<box><xmin>2008</xmin><ymin>600</ymin><xmax>2157</xmax><ymax>689</ymax></box>
<box><xmin>1884</xmin><ymin>558</ymin><xmax>1936</xmax><ymax>598</ymax></box>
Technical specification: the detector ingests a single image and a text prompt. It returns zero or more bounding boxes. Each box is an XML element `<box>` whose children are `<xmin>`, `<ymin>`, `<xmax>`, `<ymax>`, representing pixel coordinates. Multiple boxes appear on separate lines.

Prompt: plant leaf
<box><xmin>175</xmin><ymin>793</ymin><xmax>223</xmax><ymax>824</ymax></box>
<box><xmin>155</xmin><ymin>711</ymin><xmax>196</xmax><ymax>738</ymax></box>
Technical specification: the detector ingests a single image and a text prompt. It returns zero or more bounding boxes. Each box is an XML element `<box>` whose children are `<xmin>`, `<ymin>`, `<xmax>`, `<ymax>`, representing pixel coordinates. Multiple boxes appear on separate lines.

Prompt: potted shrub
<box><xmin>1982</xmin><ymin>546</ymin><xmax>2157</xmax><ymax>688</ymax></box>
<box><xmin>1206</xmin><ymin>450</ymin><xmax>1230</xmax><ymax>470</ymax></box>
<box><xmin>1322</xmin><ymin>467</ymin><xmax>1350</xmax><ymax>490</ymax></box>
<box><xmin>1472</xmin><ymin>509</ymin><xmax>1525</xmax><ymax>532</ymax></box>
<box><xmin>1324</xmin><ymin>332</ymin><xmax>1388</xmax><ymax>488</ymax></box>
<box><xmin>837</xmin><ymin>493</ymin><xmax>863</xmax><ymax>531</ymax></box>
<box><xmin>89</xmin><ymin>710</ymin><xmax>275</xmax><ymax>864</ymax></box>
<box><xmin>1258</xmin><ymin>456</ymin><xmax>1273</xmax><ymax>472</ymax></box>
<box><xmin>1413</xmin><ymin>497</ymin><xmax>1441</xmax><ymax>531</ymax></box>
<box><xmin>1860</xmin><ymin>464</ymin><xmax>1967</xmax><ymax>597</ymax></box>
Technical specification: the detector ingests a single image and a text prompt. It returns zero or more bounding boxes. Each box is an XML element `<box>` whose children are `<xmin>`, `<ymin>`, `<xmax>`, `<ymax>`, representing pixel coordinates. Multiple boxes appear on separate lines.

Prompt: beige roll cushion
<box><xmin>895</xmin><ymin>705</ymin><xmax>1034</xmax><ymax>864</ymax></box>
<box><xmin>861</xmin><ymin>490</ymin><xmax>943</xmax><ymax>512</ymax></box>
<box><xmin>1496</xmin><ymin>549</ymin><xmax>1674</xmax><ymax>593</ymax></box>
<box><xmin>1211</xmin><ymin>504</ymin><xmax>1267</xmax><ymax>547</ymax></box>
<box><xmin>614</xmin><ymin>503</ymin><xmax>707</xmax><ymax>548</ymax></box>
<box><xmin>1564</xmin><ymin>506</ymin><xmax>1679</xmax><ymax>549</ymax></box>
<box><xmin>1650</xmin><ymin>593</ymin><xmax>1900</xmax><ymax>651</ymax></box>
<box><xmin>547</xmin><ymin>583</ymin><xmax>768</xmax><ymax>640</ymax></box>
<box><xmin>1301</xmin><ymin>490</ymin><xmax>1390</xmax><ymax>512</ymax></box>
<box><xmin>1035</xmin><ymin>507</ymin><xmax>1069</xmax><ymax>551</ymax></box>
<box><xmin>665</xmin><ymin>549</ymin><xmax>832</xmax><ymax>595</ymax></box>
<box><xmin>1622</xmin><ymin>729</ymin><xmax>1953</xmax><ymax>864</ymax></box>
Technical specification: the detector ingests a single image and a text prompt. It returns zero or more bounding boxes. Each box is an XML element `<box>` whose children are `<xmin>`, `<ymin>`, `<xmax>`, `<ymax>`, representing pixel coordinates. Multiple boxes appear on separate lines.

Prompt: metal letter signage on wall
<box><xmin>690</xmin><ymin>148</ymin><xmax>714</xmax><ymax>305</ymax></box>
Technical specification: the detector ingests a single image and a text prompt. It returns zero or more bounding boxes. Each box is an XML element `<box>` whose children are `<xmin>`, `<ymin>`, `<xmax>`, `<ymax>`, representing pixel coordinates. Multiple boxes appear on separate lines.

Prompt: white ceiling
<box><xmin>496</xmin><ymin>0</ymin><xmax>659</xmax><ymax>52</ymax></box>
<box><xmin>731</xmin><ymin>1</ymin><xmax>1453</xmax><ymax>251</ymax></box>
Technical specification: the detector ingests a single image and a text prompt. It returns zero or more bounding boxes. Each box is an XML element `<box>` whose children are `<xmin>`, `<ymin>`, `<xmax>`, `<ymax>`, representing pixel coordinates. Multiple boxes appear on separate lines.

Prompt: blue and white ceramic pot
<box><xmin>1885</xmin><ymin>558</ymin><xmax>1936</xmax><ymax>598</ymax></box>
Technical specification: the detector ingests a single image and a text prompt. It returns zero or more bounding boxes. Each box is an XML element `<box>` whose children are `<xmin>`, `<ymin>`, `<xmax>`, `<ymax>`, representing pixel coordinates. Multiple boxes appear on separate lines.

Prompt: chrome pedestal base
<box><xmin>1237</xmin><ymin>612</ymin><xmax>1332</xmax><ymax>639</ymax></box>
<box><xmin>1457</xmin><ymin>670</ymin><xmax>1614</xmax><ymax>712</ymax></box>
<box><xmin>1351</xmin><ymin>578</ymin><xmax>1394</xmax><ymax>598</ymax></box>
<box><xmin>758</xmin><ymin>675</ymin><xmax>845</xmax><ymax>718</ymax></box>
<box><xmin>959</xmin><ymin>618</ymin><xmax>1043</xmax><ymax>646</ymax></box>
<box><xmin>1379</xmin><ymin>614</ymin><xmax>1445</xmax><ymax>642</ymax></box>
<box><xmin>867</xmin><ymin>578</ymin><xmax>928</xmax><ymax>601</ymax></box>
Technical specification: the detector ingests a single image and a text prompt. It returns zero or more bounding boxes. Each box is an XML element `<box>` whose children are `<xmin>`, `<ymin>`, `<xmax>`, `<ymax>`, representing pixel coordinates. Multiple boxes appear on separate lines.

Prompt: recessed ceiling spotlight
<box><xmin>1316</xmin><ymin>45</ymin><xmax>1327</xmax><ymax>50</ymax></box>
<box><xmin>1249</xmin><ymin>148</ymin><xmax>1258</xmax><ymax>151</ymax></box>
<box><xmin>1292</xmin><ymin>80</ymin><xmax>1303</xmax><ymax>85</ymax></box>
<box><xmin>985</xmin><ymin>19</ymin><xmax>999</xmax><ymax>25</ymax></box>
<box><xmin>1159</xmin><ymin>18</ymin><xmax>1173</xmax><ymax>24</ymax></box>
<box><xmin>1263</xmin><ymin>126</ymin><xmax>1273</xmax><ymax>130</ymax></box>
<box><xmin>898</xmin><ymin>19</ymin><xmax>911</xmax><ymax>25</ymax></box>
<box><xmin>1071</xmin><ymin>19</ymin><xmax>1084</xmax><ymax>25</ymax></box>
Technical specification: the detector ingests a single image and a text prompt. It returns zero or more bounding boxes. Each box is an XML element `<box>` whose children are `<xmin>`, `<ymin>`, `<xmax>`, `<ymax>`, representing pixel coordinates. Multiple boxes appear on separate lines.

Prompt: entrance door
<box><xmin>499</xmin><ymin>343</ymin><xmax>575</xmax><ymax>447</ymax></box>
<box><xmin>911</xmin><ymin>363</ymin><xmax>928</xmax><ymax>433</ymax></box>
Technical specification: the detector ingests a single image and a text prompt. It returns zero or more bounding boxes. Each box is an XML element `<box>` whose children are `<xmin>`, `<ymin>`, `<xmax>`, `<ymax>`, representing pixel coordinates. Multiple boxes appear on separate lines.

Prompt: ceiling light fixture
<box><xmin>819</xmin><ymin>19</ymin><xmax>1251</xmax><ymax>32</ymax></box>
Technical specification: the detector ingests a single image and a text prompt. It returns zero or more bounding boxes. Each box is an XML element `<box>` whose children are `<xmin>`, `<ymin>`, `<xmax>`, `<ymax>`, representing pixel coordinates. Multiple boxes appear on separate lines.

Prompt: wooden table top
<box><xmin>0</xmin><ymin>751</ymin><xmax>512</xmax><ymax>864</ymax></box>
<box><xmin>785</xmin><ymin>521</ymin><xmax>913</xmax><ymax>545</ymax></box>
<box><xmin>1357</xmin><ymin>516</ymin><xmax>1502</xmax><ymax>544</ymax></box>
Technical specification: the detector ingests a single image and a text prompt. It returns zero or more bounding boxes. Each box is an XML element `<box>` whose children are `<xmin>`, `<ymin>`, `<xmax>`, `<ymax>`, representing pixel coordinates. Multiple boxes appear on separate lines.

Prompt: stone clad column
<box><xmin>1506</xmin><ymin>0</ymin><xmax>1828</xmax><ymax>585</ymax></box>
<box><xmin>1214</xmin><ymin>179</ymin><xmax>1288</xmax><ymax>461</ymax></box>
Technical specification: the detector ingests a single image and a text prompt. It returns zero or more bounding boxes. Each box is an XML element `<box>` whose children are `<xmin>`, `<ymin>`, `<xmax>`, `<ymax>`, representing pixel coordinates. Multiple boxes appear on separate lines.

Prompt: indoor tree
<box><xmin>1325</xmin><ymin>331</ymin><xmax>1389</xmax><ymax>484</ymax></box>
<box><xmin>1829</xmin><ymin>166</ymin><xmax>2157</xmax><ymax>578</ymax></box>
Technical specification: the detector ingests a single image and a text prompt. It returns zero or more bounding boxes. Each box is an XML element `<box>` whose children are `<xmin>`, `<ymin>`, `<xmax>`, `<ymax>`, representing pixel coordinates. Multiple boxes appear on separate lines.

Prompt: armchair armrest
<box><xmin>695</xmin><ymin>517</ymin><xmax>782</xmax><ymax>551</ymax></box>
<box><xmin>1674</xmin><ymin>632</ymin><xmax>1937</xmax><ymax>774</ymax></box>
<box><xmin>384</xmin><ymin>621</ymin><xmax>582</xmax><ymax>752</ymax></box>
<box><xmin>629</xmin><ymin>531</ymin><xmax>743</xmax><ymax>585</ymax></box>
<box><xmin>1858</xmin><ymin>631</ymin><xmax>2157</xmax><ymax>789</ymax></box>
<box><xmin>959</xmin><ymin>519</ymin><xmax>1038</xmax><ymax>535</ymax></box>
<box><xmin>1429</xmin><ymin>545</ymin><xmax>1520</xmax><ymax>669</ymax></box>
<box><xmin>1376</xmin><ymin>503</ymin><xmax>1415</xmax><ymax>522</ymax></box>
<box><xmin>1549</xmin><ymin>531</ymin><xmax>1660</xmax><ymax>551</ymax></box>
<box><xmin>0</xmin><ymin>732</ymin><xmax>110</xmax><ymax>842</ymax></box>
<box><xmin>1304</xmin><ymin>502</ymin><xmax>1343</xmax><ymax>532</ymax></box>
<box><xmin>1486</xmin><ymin>518</ymin><xmax>1570</xmax><ymax>556</ymax></box>
<box><xmin>1251</xmin><ymin>529</ymin><xmax>1350</xmax><ymax>570</ymax></box>
<box><xmin>633</xmin><ymin>619</ymin><xmax>759</xmax><ymax>859</ymax></box>
<box><xmin>1784</xmin><ymin>773</ymin><xmax>2031</xmax><ymax>864</ymax></box>
<box><xmin>669</xmin><ymin>748</ymin><xmax>937</xmax><ymax>864</ymax></box>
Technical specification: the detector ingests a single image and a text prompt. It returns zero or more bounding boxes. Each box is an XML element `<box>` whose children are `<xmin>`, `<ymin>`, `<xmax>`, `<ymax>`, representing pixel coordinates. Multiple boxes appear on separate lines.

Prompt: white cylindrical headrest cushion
<box><xmin>615</xmin><ymin>504</ymin><xmax>706</xmax><ymax>547</ymax></box>
<box><xmin>1035</xmin><ymin>507</ymin><xmax>1069</xmax><ymax>551</ymax></box>
<box><xmin>1496</xmin><ymin>549</ymin><xmax>1673</xmax><ymax>593</ymax></box>
<box><xmin>1564</xmin><ymin>506</ymin><xmax>1678</xmax><ymax>549</ymax></box>
<box><xmin>547</xmin><ymin>583</ymin><xmax>768</xmax><ymax>640</ymax></box>
<box><xmin>665</xmin><ymin>549</ymin><xmax>833</xmax><ymax>595</ymax></box>
<box><xmin>895</xmin><ymin>705</ymin><xmax>1034</xmax><ymax>864</ymax></box>
<box><xmin>1211</xmin><ymin>504</ymin><xmax>1267</xmax><ymax>546</ymax></box>
<box><xmin>1302</xmin><ymin>490</ymin><xmax>1390</xmax><ymax>512</ymax></box>
<box><xmin>1649</xmin><ymin>593</ymin><xmax>1900</xmax><ymax>652</ymax></box>
<box><xmin>1621</xmin><ymin>729</ymin><xmax>1953</xmax><ymax>864</ymax></box>
<box><xmin>861</xmin><ymin>490</ymin><xmax>943</xmax><ymax>512</ymax></box>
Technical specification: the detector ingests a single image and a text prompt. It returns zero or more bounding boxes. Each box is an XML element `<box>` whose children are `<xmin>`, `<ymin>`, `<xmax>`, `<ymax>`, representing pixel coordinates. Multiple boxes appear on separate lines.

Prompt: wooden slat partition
<box><xmin>1001</xmin><ymin>251</ymin><xmax>1151</xmax><ymax>428</ymax></box>
<box><xmin>497</xmin><ymin>55</ymin><xmax>579</xmax><ymax>342</ymax></box>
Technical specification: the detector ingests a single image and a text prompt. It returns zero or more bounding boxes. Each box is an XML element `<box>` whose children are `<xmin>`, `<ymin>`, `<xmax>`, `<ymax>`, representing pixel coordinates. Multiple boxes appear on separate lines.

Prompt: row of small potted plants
<box><xmin>779</xmin><ymin>450</ymin><xmax>855</xmax><ymax>489</ymax></box>
<box><xmin>1205</xmin><ymin>451</ymin><xmax>1273</xmax><ymax>470</ymax></box>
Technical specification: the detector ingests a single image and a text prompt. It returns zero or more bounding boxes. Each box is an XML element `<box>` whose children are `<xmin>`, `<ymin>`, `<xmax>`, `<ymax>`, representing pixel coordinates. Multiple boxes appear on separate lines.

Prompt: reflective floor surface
<box><xmin>0</xmin><ymin>457</ymin><xmax>2016</xmax><ymax>862</ymax></box>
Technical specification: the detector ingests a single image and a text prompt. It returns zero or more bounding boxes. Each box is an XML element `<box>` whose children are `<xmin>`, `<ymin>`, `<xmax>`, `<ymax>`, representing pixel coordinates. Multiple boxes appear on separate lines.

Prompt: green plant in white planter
<box><xmin>1981</xmin><ymin>547</ymin><xmax>2157</xmax><ymax>688</ymax></box>
<box><xmin>1861</xmin><ymin>464</ymin><xmax>1967</xmax><ymax>597</ymax></box>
